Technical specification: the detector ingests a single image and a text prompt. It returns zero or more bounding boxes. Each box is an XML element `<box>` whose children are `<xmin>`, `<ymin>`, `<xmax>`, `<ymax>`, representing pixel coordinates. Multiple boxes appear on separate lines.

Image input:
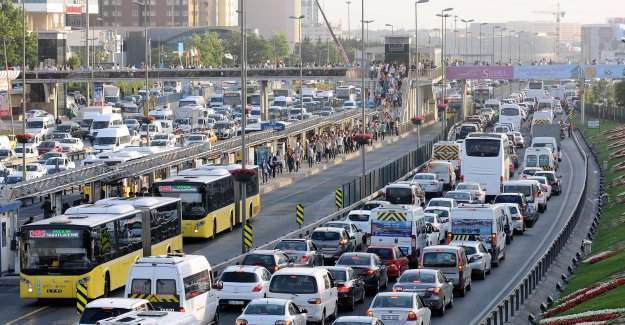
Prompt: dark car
<box><xmin>274</xmin><ymin>239</ymin><xmax>323</xmax><ymax>267</ymax></box>
<box><xmin>366</xmin><ymin>245</ymin><xmax>409</xmax><ymax>280</ymax></box>
<box><xmin>494</xmin><ymin>193</ymin><xmax>538</xmax><ymax>227</ymax></box>
<box><xmin>54</xmin><ymin>122</ymin><xmax>82</xmax><ymax>138</ymax></box>
<box><xmin>322</xmin><ymin>266</ymin><xmax>365</xmax><ymax>311</ymax></box>
<box><xmin>37</xmin><ymin>140</ymin><xmax>64</xmax><ymax>155</ymax></box>
<box><xmin>392</xmin><ymin>269</ymin><xmax>455</xmax><ymax>315</ymax></box>
<box><xmin>535</xmin><ymin>171</ymin><xmax>562</xmax><ymax>195</ymax></box>
<box><xmin>240</xmin><ymin>249</ymin><xmax>291</xmax><ymax>273</ymax></box>
<box><xmin>335</xmin><ymin>252</ymin><xmax>388</xmax><ymax>293</ymax></box>
<box><xmin>311</xmin><ymin>227</ymin><xmax>355</xmax><ymax>262</ymax></box>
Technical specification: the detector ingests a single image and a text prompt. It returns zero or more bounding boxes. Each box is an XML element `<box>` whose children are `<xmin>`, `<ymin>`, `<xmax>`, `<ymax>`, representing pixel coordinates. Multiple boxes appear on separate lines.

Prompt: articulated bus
<box><xmin>19</xmin><ymin>197</ymin><xmax>182</xmax><ymax>299</ymax></box>
<box><xmin>152</xmin><ymin>164</ymin><xmax>261</xmax><ymax>239</ymax></box>
<box><xmin>461</xmin><ymin>133</ymin><xmax>510</xmax><ymax>201</ymax></box>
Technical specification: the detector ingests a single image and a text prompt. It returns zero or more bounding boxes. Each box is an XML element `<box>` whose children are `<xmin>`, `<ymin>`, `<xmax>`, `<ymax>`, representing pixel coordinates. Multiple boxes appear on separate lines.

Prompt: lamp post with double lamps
<box><xmin>436</xmin><ymin>8</ymin><xmax>452</xmax><ymax>138</ymax></box>
<box><xmin>461</xmin><ymin>18</ymin><xmax>473</xmax><ymax>63</ymax></box>
<box><xmin>414</xmin><ymin>0</ymin><xmax>429</xmax><ymax>149</ymax></box>
<box><xmin>385</xmin><ymin>23</ymin><xmax>394</xmax><ymax>35</ymax></box>
<box><xmin>289</xmin><ymin>14</ymin><xmax>305</xmax><ymax>120</ymax></box>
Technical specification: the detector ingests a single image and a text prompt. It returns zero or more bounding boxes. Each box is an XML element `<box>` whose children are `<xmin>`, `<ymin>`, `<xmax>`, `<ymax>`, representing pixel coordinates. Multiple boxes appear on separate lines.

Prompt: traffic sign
<box><xmin>243</xmin><ymin>222</ymin><xmax>253</xmax><ymax>250</ymax></box>
<box><xmin>296</xmin><ymin>203</ymin><xmax>304</xmax><ymax>226</ymax></box>
<box><xmin>335</xmin><ymin>188</ymin><xmax>344</xmax><ymax>210</ymax></box>
<box><xmin>76</xmin><ymin>279</ymin><xmax>89</xmax><ymax>314</ymax></box>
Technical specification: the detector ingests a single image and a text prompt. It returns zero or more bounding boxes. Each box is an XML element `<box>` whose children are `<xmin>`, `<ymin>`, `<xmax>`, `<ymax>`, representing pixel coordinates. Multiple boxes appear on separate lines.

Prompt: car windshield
<box><xmin>26</xmin><ymin>121</ymin><xmax>43</xmax><ymax>128</ymax></box>
<box><xmin>539</xmin><ymin>155</ymin><xmax>550</xmax><ymax>166</ymax></box>
<box><xmin>92</xmin><ymin>121</ymin><xmax>110</xmax><ymax>129</ymax></box>
<box><xmin>462</xmin><ymin>246</ymin><xmax>478</xmax><ymax>255</ymax></box>
<box><xmin>372</xmin><ymin>295</ymin><xmax>413</xmax><ymax>308</ymax></box>
<box><xmin>367</xmin><ymin>247</ymin><xmax>393</xmax><ymax>260</ymax></box>
<box><xmin>325</xmin><ymin>223</ymin><xmax>349</xmax><ymax>232</ymax></box>
<box><xmin>0</xmin><ymin>150</ymin><xmax>11</xmax><ymax>157</ymax></box>
<box><xmin>523</xmin><ymin>169</ymin><xmax>539</xmax><ymax>175</ymax></box>
<box><xmin>275</xmin><ymin>240</ymin><xmax>307</xmax><ymax>251</ymax></box>
<box><xmin>526</xmin><ymin>155</ymin><xmax>538</xmax><ymax>167</ymax></box>
<box><xmin>414</xmin><ymin>174</ymin><xmax>435</xmax><ymax>180</ymax></box>
<box><xmin>55</xmin><ymin>125</ymin><xmax>72</xmax><ymax>132</ymax></box>
<box><xmin>242</xmin><ymin>254</ymin><xmax>275</xmax><ymax>268</ymax></box>
<box><xmin>398</xmin><ymin>271</ymin><xmax>436</xmax><ymax>283</ymax></box>
<box><xmin>269</xmin><ymin>275</ymin><xmax>317</xmax><ymax>294</ymax></box>
<box><xmin>422</xmin><ymin>252</ymin><xmax>457</xmax><ymax>267</ymax></box>
<box><xmin>536</xmin><ymin>173</ymin><xmax>555</xmax><ymax>182</ymax></box>
<box><xmin>424</xmin><ymin>215</ymin><xmax>436</xmax><ymax>223</ymax></box>
<box><xmin>446</xmin><ymin>192</ymin><xmax>469</xmax><ymax>200</ymax></box>
<box><xmin>425</xmin><ymin>208</ymin><xmax>449</xmax><ymax>219</ymax></box>
<box><xmin>151</xmin><ymin>140</ymin><xmax>168</xmax><ymax>146</ymax></box>
<box><xmin>244</xmin><ymin>303</ymin><xmax>285</xmax><ymax>316</ymax></box>
<box><xmin>348</xmin><ymin>213</ymin><xmax>369</xmax><ymax>222</ymax></box>
<box><xmin>80</xmin><ymin>119</ymin><xmax>93</xmax><ymax>128</ymax></box>
<box><xmin>60</xmin><ymin>139</ymin><xmax>76</xmax><ymax>144</ymax></box>
<box><xmin>457</xmin><ymin>184</ymin><xmax>478</xmax><ymax>190</ymax></box>
<box><xmin>429</xmin><ymin>200</ymin><xmax>451</xmax><ymax>208</ymax></box>
<box><xmin>503</xmin><ymin>185</ymin><xmax>531</xmax><ymax>196</ymax></box>
<box><xmin>40</xmin><ymin>142</ymin><xmax>55</xmax><ymax>148</ymax></box>
<box><xmin>495</xmin><ymin>195</ymin><xmax>522</xmax><ymax>204</ymax></box>
<box><xmin>45</xmin><ymin>158</ymin><xmax>64</xmax><ymax>165</ymax></box>
<box><xmin>501</xmin><ymin>107</ymin><xmax>519</xmax><ymax>116</ymax></box>
<box><xmin>386</xmin><ymin>187</ymin><xmax>413</xmax><ymax>205</ymax></box>
<box><xmin>326</xmin><ymin>269</ymin><xmax>347</xmax><ymax>282</ymax></box>
<box><xmin>336</xmin><ymin>255</ymin><xmax>371</xmax><ymax>266</ymax></box>
<box><xmin>312</xmin><ymin>231</ymin><xmax>340</xmax><ymax>241</ymax></box>
<box><xmin>221</xmin><ymin>271</ymin><xmax>258</xmax><ymax>283</ymax></box>
<box><xmin>94</xmin><ymin>137</ymin><xmax>116</xmax><ymax>145</ymax></box>
<box><xmin>79</xmin><ymin>308</ymin><xmax>132</xmax><ymax>324</ymax></box>
<box><xmin>188</xmin><ymin>135</ymin><xmax>204</xmax><ymax>141</ymax></box>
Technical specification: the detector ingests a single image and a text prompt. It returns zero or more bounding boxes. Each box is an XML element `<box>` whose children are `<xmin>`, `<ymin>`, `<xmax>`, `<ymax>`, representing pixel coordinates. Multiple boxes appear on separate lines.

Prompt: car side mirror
<box><xmin>211</xmin><ymin>281</ymin><xmax>223</xmax><ymax>290</ymax></box>
<box><xmin>350</xmin><ymin>235</ymin><xmax>355</xmax><ymax>240</ymax></box>
<box><xmin>300</xmin><ymin>308</ymin><xmax>308</xmax><ymax>314</ymax></box>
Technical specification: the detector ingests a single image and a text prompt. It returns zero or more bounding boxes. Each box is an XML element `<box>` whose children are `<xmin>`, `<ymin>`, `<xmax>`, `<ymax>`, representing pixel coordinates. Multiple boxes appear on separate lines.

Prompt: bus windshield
<box><xmin>501</xmin><ymin>107</ymin><xmax>519</xmax><ymax>116</ymax></box>
<box><xmin>21</xmin><ymin>228</ymin><xmax>91</xmax><ymax>274</ymax></box>
<box><xmin>156</xmin><ymin>184</ymin><xmax>206</xmax><ymax>219</ymax></box>
<box><xmin>465</xmin><ymin>139</ymin><xmax>501</xmax><ymax>157</ymax></box>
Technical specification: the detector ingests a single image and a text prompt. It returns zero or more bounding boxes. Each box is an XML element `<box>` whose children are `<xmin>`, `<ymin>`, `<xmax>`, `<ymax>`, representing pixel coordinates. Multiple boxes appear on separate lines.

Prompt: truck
<box><xmin>102</xmin><ymin>84</ymin><xmax>121</xmax><ymax>104</ymax></box>
<box><xmin>432</xmin><ymin>141</ymin><xmax>462</xmax><ymax>175</ymax></box>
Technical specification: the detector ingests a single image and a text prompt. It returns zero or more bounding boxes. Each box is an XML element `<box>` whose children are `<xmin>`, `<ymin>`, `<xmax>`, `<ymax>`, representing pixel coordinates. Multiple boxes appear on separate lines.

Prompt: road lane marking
<box><xmin>4</xmin><ymin>306</ymin><xmax>49</xmax><ymax>325</ymax></box>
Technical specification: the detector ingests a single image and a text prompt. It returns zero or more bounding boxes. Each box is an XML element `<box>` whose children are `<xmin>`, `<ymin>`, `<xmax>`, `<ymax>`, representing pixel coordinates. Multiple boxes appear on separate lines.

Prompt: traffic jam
<box><xmin>16</xmin><ymin>80</ymin><xmax>572</xmax><ymax>325</ymax></box>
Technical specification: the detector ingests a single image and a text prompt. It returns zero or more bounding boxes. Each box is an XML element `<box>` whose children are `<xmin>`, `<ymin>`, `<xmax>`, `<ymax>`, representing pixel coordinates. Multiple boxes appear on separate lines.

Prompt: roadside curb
<box><xmin>0</xmin><ymin>276</ymin><xmax>19</xmax><ymax>286</ymax></box>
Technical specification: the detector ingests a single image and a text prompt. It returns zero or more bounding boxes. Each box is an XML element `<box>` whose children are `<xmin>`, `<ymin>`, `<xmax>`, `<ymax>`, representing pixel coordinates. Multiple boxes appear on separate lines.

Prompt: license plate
<box><xmin>382</xmin><ymin>315</ymin><xmax>399</xmax><ymax>320</ymax></box>
<box><xmin>229</xmin><ymin>300</ymin><xmax>245</xmax><ymax>305</ymax></box>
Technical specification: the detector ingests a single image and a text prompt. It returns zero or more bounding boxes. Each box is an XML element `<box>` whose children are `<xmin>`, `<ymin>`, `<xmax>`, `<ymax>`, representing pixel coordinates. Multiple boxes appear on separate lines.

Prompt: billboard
<box><xmin>446</xmin><ymin>66</ymin><xmax>513</xmax><ymax>80</ymax></box>
<box><xmin>583</xmin><ymin>65</ymin><xmax>625</xmax><ymax>79</ymax></box>
<box><xmin>513</xmin><ymin>64</ymin><xmax>580</xmax><ymax>80</ymax></box>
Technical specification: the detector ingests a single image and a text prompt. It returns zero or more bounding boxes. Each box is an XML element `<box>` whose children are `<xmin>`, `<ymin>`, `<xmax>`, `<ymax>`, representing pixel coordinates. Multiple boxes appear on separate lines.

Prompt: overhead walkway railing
<box><xmin>4</xmin><ymin>109</ymin><xmax>373</xmax><ymax>201</ymax></box>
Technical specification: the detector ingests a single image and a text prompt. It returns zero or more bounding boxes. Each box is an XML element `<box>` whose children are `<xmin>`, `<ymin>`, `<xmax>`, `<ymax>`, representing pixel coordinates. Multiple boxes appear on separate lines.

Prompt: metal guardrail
<box><xmin>213</xmin><ymin>136</ymin><xmax>439</xmax><ymax>274</ymax></box>
<box><xmin>4</xmin><ymin>109</ymin><xmax>370</xmax><ymax>200</ymax></box>
<box><xmin>475</xmin><ymin>129</ymin><xmax>589</xmax><ymax>325</ymax></box>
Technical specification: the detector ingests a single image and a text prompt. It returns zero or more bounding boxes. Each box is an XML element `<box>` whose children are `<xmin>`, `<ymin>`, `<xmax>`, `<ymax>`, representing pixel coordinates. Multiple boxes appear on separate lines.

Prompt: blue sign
<box><xmin>583</xmin><ymin>65</ymin><xmax>625</xmax><ymax>79</ymax></box>
<box><xmin>255</xmin><ymin>147</ymin><xmax>270</xmax><ymax>166</ymax></box>
<box><xmin>177</xmin><ymin>42</ymin><xmax>184</xmax><ymax>56</ymax></box>
<box><xmin>371</xmin><ymin>220</ymin><xmax>412</xmax><ymax>237</ymax></box>
<box><xmin>513</xmin><ymin>65</ymin><xmax>579</xmax><ymax>80</ymax></box>
<box><xmin>261</xmin><ymin>121</ymin><xmax>287</xmax><ymax>131</ymax></box>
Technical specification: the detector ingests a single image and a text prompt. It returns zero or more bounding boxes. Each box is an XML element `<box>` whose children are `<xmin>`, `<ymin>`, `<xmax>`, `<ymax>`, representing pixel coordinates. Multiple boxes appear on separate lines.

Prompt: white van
<box><xmin>369</xmin><ymin>205</ymin><xmax>428</xmax><ymax>266</ymax></box>
<box><xmin>78</xmin><ymin>298</ymin><xmax>153</xmax><ymax>325</ymax></box>
<box><xmin>140</xmin><ymin>123</ymin><xmax>163</xmax><ymax>138</ymax></box>
<box><xmin>94</xmin><ymin>127</ymin><xmax>131</xmax><ymax>152</ymax></box>
<box><xmin>524</xmin><ymin>147</ymin><xmax>555</xmax><ymax>171</ymax></box>
<box><xmin>90</xmin><ymin>113</ymin><xmax>124</xmax><ymax>138</ymax></box>
<box><xmin>450</xmin><ymin>204</ymin><xmax>508</xmax><ymax>266</ymax></box>
<box><xmin>267</xmin><ymin>267</ymin><xmax>338</xmax><ymax>324</ymax></box>
<box><xmin>149</xmin><ymin>108</ymin><xmax>174</xmax><ymax>121</ymax></box>
<box><xmin>532</xmin><ymin>136</ymin><xmax>560</xmax><ymax>162</ymax></box>
<box><xmin>180</xmin><ymin>96</ymin><xmax>207</xmax><ymax>108</ymax></box>
<box><xmin>97</xmin><ymin>310</ymin><xmax>196</xmax><ymax>325</ymax></box>
<box><xmin>26</xmin><ymin>115</ymin><xmax>55</xmax><ymax>140</ymax></box>
<box><xmin>125</xmin><ymin>254</ymin><xmax>218</xmax><ymax>324</ymax></box>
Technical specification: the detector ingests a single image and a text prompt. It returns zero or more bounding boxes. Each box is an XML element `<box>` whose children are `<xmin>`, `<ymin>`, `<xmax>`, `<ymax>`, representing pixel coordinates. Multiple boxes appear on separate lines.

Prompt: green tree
<box><xmin>189</xmin><ymin>32</ymin><xmax>225</xmax><ymax>67</ymax></box>
<box><xmin>246</xmin><ymin>33</ymin><xmax>273</xmax><ymax>64</ymax></box>
<box><xmin>0</xmin><ymin>2</ymin><xmax>38</xmax><ymax>67</ymax></box>
<box><xmin>269</xmin><ymin>33</ymin><xmax>290</xmax><ymax>63</ymax></box>
<box><xmin>67</xmin><ymin>55</ymin><xmax>80</xmax><ymax>70</ymax></box>
<box><xmin>614</xmin><ymin>81</ymin><xmax>625</xmax><ymax>108</ymax></box>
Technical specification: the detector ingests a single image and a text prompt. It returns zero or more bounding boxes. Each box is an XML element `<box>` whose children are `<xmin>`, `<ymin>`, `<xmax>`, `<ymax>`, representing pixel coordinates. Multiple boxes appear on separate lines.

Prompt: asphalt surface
<box><xmin>0</xmin><ymin>121</ymin><xmax>442</xmax><ymax>324</ymax></box>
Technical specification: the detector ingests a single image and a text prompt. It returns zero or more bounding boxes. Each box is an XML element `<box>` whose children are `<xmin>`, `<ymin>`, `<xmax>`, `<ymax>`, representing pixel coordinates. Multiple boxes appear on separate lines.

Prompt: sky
<box><xmin>320</xmin><ymin>0</ymin><xmax>623</xmax><ymax>31</ymax></box>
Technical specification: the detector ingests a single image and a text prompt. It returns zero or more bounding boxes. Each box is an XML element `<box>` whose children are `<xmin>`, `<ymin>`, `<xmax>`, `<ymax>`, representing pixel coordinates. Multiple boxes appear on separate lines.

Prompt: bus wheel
<box><xmin>167</xmin><ymin>246</ymin><xmax>171</xmax><ymax>254</ymax></box>
<box><xmin>103</xmin><ymin>273</ymin><xmax>111</xmax><ymax>297</ymax></box>
<box><xmin>212</xmin><ymin>219</ymin><xmax>217</xmax><ymax>239</ymax></box>
<box><xmin>229</xmin><ymin>213</ymin><xmax>234</xmax><ymax>232</ymax></box>
<box><xmin>249</xmin><ymin>203</ymin><xmax>253</xmax><ymax>219</ymax></box>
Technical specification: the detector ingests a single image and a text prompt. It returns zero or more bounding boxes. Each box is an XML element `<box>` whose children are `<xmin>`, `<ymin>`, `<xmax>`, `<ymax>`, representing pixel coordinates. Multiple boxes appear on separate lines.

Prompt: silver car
<box><xmin>274</xmin><ymin>239</ymin><xmax>323</xmax><ymax>267</ymax></box>
<box><xmin>412</xmin><ymin>173</ymin><xmax>444</xmax><ymax>196</ymax></box>
<box><xmin>455</xmin><ymin>182</ymin><xmax>486</xmax><ymax>204</ymax></box>
<box><xmin>392</xmin><ymin>269</ymin><xmax>454</xmax><ymax>315</ymax></box>
<box><xmin>449</xmin><ymin>240</ymin><xmax>492</xmax><ymax>280</ymax></box>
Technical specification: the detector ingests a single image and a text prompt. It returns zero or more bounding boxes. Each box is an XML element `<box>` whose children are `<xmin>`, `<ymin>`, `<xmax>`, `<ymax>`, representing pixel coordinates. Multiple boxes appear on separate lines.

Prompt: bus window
<box><xmin>117</xmin><ymin>214</ymin><xmax>143</xmax><ymax>255</ymax></box>
<box><xmin>465</xmin><ymin>139</ymin><xmax>501</xmax><ymax>157</ymax></box>
<box><xmin>153</xmin><ymin>202</ymin><xmax>181</xmax><ymax>242</ymax></box>
<box><xmin>500</xmin><ymin>107</ymin><xmax>519</xmax><ymax>116</ymax></box>
<box><xmin>94</xmin><ymin>221</ymin><xmax>118</xmax><ymax>263</ymax></box>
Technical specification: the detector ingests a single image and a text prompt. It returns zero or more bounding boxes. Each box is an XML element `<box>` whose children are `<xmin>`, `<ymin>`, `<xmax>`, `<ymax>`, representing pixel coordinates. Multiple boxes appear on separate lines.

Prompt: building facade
<box><xmin>244</xmin><ymin>0</ymin><xmax>301</xmax><ymax>45</ymax></box>
<box><xmin>581</xmin><ymin>23</ymin><xmax>625</xmax><ymax>63</ymax></box>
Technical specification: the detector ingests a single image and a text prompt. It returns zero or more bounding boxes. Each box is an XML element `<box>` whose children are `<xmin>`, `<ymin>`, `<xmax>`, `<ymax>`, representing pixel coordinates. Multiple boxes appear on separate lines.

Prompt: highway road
<box><xmin>0</xmin><ymin>121</ymin><xmax>442</xmax><ymax>324</ymax></box>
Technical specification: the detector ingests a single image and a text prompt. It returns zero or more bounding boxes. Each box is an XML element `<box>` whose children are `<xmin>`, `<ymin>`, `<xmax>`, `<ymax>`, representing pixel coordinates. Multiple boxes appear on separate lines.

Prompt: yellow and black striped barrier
<box><xmin>296</xmin><ymin>203</ymin><xmax>304</xmax><ymax>226</ymax></box>
<box><xmin>76</xmin><ymin>279</ymin><xmax>89</xmax><ymax>314</ymax></box>
<box><xmin>243</xmin><ymin>222</ymin><xmax>253</xmax><ymax>250</ymax></box>
<box><xmin>335</xmin><ymin>188</ymin><xmax>344</xmax><ymax>210</ymax></box>
<box><xmin>450</xmin><ymin>234</ymin><xmax>479</xmax><ymax>241</ymax></box>
<box><xmin>377</xmin><ymin>212</ymin><xmax>407</xmax><ymax>222</ymax></box>
<box><xmin>568</xmin><ymin>111</ymin><xmax>574</xmax><ymax>121</ymax></box>
<box><xmin>128</xmin><ymin>293</ymin><xmax>180</xmax><ymax>303</ymax></box>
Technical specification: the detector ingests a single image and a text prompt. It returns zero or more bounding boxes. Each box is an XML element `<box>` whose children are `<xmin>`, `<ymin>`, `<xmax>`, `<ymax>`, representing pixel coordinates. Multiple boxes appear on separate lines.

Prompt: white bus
<box><xmin>498</xmin><ymin>104</ymin><xmax>523</xmax><ymax>131</ymax></box>
<box><xmin>527</xmin><ymin>80</ymin><xmax>546</xmax><ymax>100</ymax></box>
<box><xmin>335</xmin><ymin>85</ymin><xmax>357</xmax><ymax>102</ymax></box>
<box><xmin>461</xmin><ymin>133</ymin><xmax>510</xmax><ymax>200</ymax></box>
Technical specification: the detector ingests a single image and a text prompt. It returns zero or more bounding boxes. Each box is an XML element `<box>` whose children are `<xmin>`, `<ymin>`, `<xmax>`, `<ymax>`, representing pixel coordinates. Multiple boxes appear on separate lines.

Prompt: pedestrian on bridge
<box><xmin>42</xmin><ymin>197</ymin><xmax>54</xmax><ymax>219</ymax></box>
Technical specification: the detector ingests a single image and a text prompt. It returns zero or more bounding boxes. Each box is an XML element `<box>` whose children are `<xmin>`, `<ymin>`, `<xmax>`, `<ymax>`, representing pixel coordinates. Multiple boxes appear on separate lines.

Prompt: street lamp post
<box><xmin>461</xmin><ymin>19</ymin><xmax>473</xmax><ymax>63</ymax></box>
<box><xmin>238</xmin><ymin>0</ymin><xmax>249</xmax><ymax>253</ymax></box>
<box><xmin>492</xmin><ymin>26</ymin><xmax>498</xmax><ymax>65</ymax></box>
<box><xmin>414</xmin><ymin>0</ymin><xmax>429</xmax><ymax>149</ymax></box>
<box><xmin>385</xmin><ymin>23</ymin><xmax>394</xmax><ymax>35</ymax></box>
<box><xmin>360</xmin><ymin>0</ymin><xmax>372</xmax><ymax>176</ymax></box>
<box><xmin>479</xmin><ymin>22</ymin><xmax>487</xmax><ymax>64</ymax></box>
<box><xmin>517</xmin><ymin>32</ymin><xmax>522</xmax><ymax>64</ymax></box>
<box><xmin>21</xmin><ymin>0</ymin><xmax>26</xmax><ymax>180</ymax></box>
<box><xmin>346</xmin><ymin>1</ymin><xmax>352</xmax><ymax>39</ymax></box>
<box><xmin>436</xmin><ymin>7</ymin><xmax>453</xmax><ymax>138</ymax></box>
<box><xmin>453</xmin><ymin>15</ymin><xmax>458</xmax><ymax>59</ymax></box>
<box><xmin>133</xmin><ymin>0</ymin><xmax>150</xmax><ymax>136</ymax></box>
<box><xmin>290</xmin><ymin>15</ymin><xmax>305</xmax><ymax>121</ymax></box>
<box><xmin>499</xmin><ymin>27</ymin><xmax>506</xmax><ymax>64</ymax></box>
<box><xmin>508</xmin><ymin>30</ymin><xmax>515</xmax><ymax>64</ymax></box>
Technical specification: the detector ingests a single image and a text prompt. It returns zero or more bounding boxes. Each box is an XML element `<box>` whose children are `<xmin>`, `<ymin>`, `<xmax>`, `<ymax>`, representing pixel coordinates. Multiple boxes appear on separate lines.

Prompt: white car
<box><xmin>59</xmin><ymin>137</ymin><xmax>84</xmax><ymax>152</ymax></box>
<box><xmin>184</xmin><ymin>133</ymin><xmax>211</xmax><ymax>146</ymax></box>
<box><xmin>345</xmin><ymin>210</ymin><xmax>372</xmax><ymax>235</ymax></box>
<box><xmin>511</xmin><ymin>131</ymin><xmax>524</xmax><ymax>147</ymax></box>
<box><xmin>424</xmin><ymin>206</ymin><xmax>451</xmax><ymax>237</ymax></box>
<box><xmin>528</xmin><ymin>176</ymin><xmax>552</xmax><ymax>200</ymax></box>
<box><xmin>427</xmin><ymin>198</ymin><xmax>457</xmax><ymax>209</ymax></box>
<box><xmin>78</xmin><ymin>298</ymin><xmax>153</xmax><ymax>325</ymax></box>
<box><xmin>455</xmin><ymin>182</ymin><xmax>486</xmax><ymax>204</ymax></box>
<box><xmin>342</xmin><ymin>100</ymin><xmax>357</xmax><ymax>110</ymax></box>
<box><xmin>368</xmin><ymin>292</ymin><xmax>431</xmax><ymax>325</ymax></box>
<box><xmin>424</xmin><ymin>213</ymin><xmax>446</xmax><ymax>245</ymax></box>
<box><xmin>217</xmin><ymin>265</ymin><xmax>271</xmax><ymax>307</ymax></box>
<box><xmin>15</xmin><ymin>163</ymin><xmax>47</xmax><ymax>178</ymax></box>
<box><xmin>412</xmin><ymin>173</ymin><xmax>444</xmax><ymax>196</ymax></box>
<box><xmin>236</xmin><ymin>298</ymin><xmax>307</xmax><ymax>325</ymax></box>
<box><xmin>43</xmin><ymin>157</ymin><xmax>75</xmax><ymax>173</ymax></box>
<box><xmin>449</xmin><ymin>240</ymin><xmax>492</xmax><ymax>280</ymax></box>
<box><xmin>498</xmin><ymin>203</ymin><xmax>525</xmax><ymax>234</ymax></box>
<box><xmin>152</xmin><ymin>133</ymin><xmax>177</xmax><ymax>147</ymax></box>
<box><xmin>14</xmin><ymin>144</ymin><xmax>38</xmax><ymax>159</ymax></box>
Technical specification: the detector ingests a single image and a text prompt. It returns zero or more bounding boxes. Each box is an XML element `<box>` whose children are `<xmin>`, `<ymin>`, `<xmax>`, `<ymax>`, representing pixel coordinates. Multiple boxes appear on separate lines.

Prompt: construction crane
<box><xmin>314</xmin><ymin>0</ymin><xmax>350</xmax><ymax>64</ymax></box>
<box><xmin>533</xmin><ymin>1</ymin><xmax>565</xmax><ymax>62</ymax></box>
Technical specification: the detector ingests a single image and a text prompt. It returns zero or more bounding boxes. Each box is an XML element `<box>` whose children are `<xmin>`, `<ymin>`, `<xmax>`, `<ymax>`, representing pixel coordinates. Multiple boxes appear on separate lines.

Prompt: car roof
<box><xmin>374</xmin><ymin>291</ymin><xmax>415</xmax><ymax>298</ymax></box>
<box><xmin>247</xmin><ymin>298</ymin><xmax>289</xmax><ymax>306</ymax></box>
<box><xmin>449</xmin><ymin>240</ymin><xmax>482</xmax><ymax>247</ymax></box>
<box><xmin>273</xmin><ymin>267</ymin><xmax>327</xmax><ymax>276</ymax></box>
<box><xmin>348</xmin><ymin>209</ymin><xmax>371</xmax><ymax>215</ymax></box>
<box><xmin>313</xmin><ymin>227</ymin><xmax>345</xmax><ymax>233</ymax></box>
<box><xmin>85</xmin><ymin>298</ymin><xmax>149</xmax><ymax>309</ymax></box>
<box><xmin>423</xmin><ymin>245</ymin><xmax>464</xmax><ymax>253</ymax></box>
<box><xmin>335</xmin><ymin>316</ymin><xmax>379</xmax><ymax>322</ymax></box>
<box><xmin>248</xmin><ymin>249</ymin><xmax>282</xmax><ymax>255</ymax></box>
<box><xmin>223</xmin><ymin>265</ymin><xmax>266</xmax><ymax>273</ymax></box>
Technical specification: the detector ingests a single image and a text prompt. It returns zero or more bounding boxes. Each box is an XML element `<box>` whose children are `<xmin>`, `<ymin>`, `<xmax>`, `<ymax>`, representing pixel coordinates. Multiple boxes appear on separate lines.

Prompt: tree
<box><xmin>189</xmin><ymin>32</ymin><xmax>225</xmax><ymax>67</ymax></box>
<box><xmin>614</xmin><ymin>81</ymin><xmax>625</xmax><ymax>108</ymax></box>
<box><xmin>0</xmin><ymin>2</ymin><xmax>38</xmax><ymax>67</ymax></box>
<box><xmin>269</xmin><ymin>33</ymin><xmax>290</xmax><ymax>63</ymax></box>
<box><xmin>67</xmin><ymin>55</ymin><xmax>80</xmax><ymax>70</ymax></box>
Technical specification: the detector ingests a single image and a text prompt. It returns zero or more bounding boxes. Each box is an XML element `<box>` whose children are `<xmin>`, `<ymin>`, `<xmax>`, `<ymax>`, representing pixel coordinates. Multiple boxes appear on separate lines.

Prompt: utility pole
<box><xmin>85</xmin><ymin>0</ymin><xmax>90</xmax><ymax>105</ymax></box>
<box><xmin>239</xmin><ymin>0</ymin><xmax>248</xmax><ymax>254</ymax></box>
<box><xmin>360</xmin><ymin>0</ymin><xmax>366</xmax><ymax>176</ymax></box>
<box><xmin>346</xmin><ymin>1</ymin><xmax>352</xmax><ymax>39</ymax></box>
